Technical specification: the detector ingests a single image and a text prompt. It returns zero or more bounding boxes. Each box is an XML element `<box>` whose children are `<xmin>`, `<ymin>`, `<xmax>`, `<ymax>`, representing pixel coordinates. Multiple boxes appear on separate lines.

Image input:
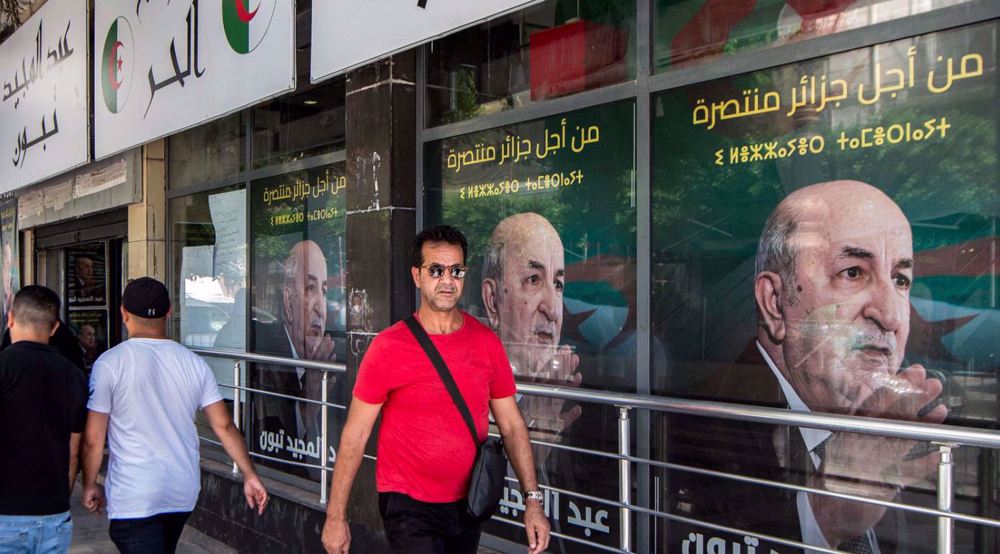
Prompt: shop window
<box><xmin>424</xmin><ymin>100</ymin><xmax>637</xmax><ymax>549</ymax></box>
<box><xmin>426</xmin><ymin>0</ymin><xmax>636</xmax><ymax>126</ymax></box>
<box><xmin>251</xmin><ymin>77</ymin><xmax>347</xmax><ymax>169</ymax></box>
<box><xmin>653</xmin><ymin>0</ymin><xmax>976</xmax><ymax>72</ymax></box>
<box><xmin>650</xmin><ymin>21</ymin><xmax>997</xmax><ymax>552</ymax></box>
<box><xmin>168</xmin><ymin>185</ymin><xmax>247</xmax><ymax>395</ymax></box>
<box><xmin>168</xmin><ymin>113</ymin><xmax>245</xmax><ymax>191</ymax></box>
<box><xmin>246</xmin><ymin>162</ymin><xmax>347</xmax><ymax>479</ymax></box>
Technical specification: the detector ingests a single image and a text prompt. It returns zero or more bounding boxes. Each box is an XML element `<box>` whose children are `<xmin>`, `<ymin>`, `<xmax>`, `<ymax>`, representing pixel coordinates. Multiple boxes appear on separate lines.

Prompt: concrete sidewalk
<box><xmin>68</xmin><ymin>486</ymin><xmax>235</xmax><ymax>554</ymax></box>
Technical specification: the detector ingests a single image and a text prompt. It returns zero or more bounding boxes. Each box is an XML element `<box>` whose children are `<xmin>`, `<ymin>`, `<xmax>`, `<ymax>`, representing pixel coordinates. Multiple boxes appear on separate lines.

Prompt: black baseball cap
<box><xmin>122</xmin><ymin>277</ymin><xmax>171</xmax><ymax>318</ymax></box>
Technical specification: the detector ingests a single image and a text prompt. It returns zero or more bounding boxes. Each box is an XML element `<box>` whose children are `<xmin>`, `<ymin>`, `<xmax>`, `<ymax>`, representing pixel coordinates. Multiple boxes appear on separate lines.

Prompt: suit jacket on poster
<box><xmin>664</xmin><ymin>345</ymin><xmax>808</xmax><ymax>554</ymax></box>
<box><xmin>664</xmin><ymin>344</ymin><xmax>920</xmax><ymax>554</ymax></box>
<box><xmin>251</xmin><ymin>320</ymin><xmax>309</xmax><ymax>475</ymax></box>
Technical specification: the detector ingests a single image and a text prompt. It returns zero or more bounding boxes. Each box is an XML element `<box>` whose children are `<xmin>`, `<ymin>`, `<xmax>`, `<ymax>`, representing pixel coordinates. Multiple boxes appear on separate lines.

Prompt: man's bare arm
<box><xmin>491</xmin><ymin>395</ymin><xmax>550</xmax><ymax>554</ymax></box>
<box><xmin>322</xmin><ymin>396</ymin><xmax>383</xmax><ymax>554</ymax></box>
<box><xmin>203</xmin><ymin>401</ymin><xmax>269</xmax><ymax>514</ymax></box>
<box><xmin>81</xmin><ymin>411</ymin><xmax>109</xmax><ymax>513</ymax></box>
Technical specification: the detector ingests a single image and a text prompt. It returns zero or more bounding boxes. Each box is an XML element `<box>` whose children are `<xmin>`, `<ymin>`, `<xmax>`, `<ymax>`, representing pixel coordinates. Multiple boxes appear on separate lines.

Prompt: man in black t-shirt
<box><xmin>0</xmin><ymin>286</ymin><xmax>88</xmax><ymax>553</ymax></box>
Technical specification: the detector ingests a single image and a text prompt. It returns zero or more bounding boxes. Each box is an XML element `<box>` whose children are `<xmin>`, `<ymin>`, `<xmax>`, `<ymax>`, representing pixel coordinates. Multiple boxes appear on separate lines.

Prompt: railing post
<box><xmin>320</xmin><ymin>370</ymin><xmax>330</xmax><ymax>505</ymax></box>
<box><xmin>937</xmin><ymin>443</ymin><xmax>955</xmax><ymax>554</ymax></box>
<box><xmin>232</xmin><ymin>360</ymin><xmax>241</xmax><ymax>475</ymax></box>
<box><xmin>618</xmin><ymin>406</ymin><xmax>632</xmax><ymax>553</ymax></box>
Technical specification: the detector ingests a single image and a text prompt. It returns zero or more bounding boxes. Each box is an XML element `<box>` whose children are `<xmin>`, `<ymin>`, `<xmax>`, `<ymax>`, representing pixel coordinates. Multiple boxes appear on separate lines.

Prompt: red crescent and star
<box><xmin>108</xmin><ymin>40</ymin><xmax>124</xmax><ymax>90</ymax></box>
<box><xmin>235</xmin><ymin>0</ymin><xmax>259</xmax><ymax>23</ymax></box>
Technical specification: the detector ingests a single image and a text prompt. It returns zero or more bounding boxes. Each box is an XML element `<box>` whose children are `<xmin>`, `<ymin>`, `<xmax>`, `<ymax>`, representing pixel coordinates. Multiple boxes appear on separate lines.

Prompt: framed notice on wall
<box><xmin>67</xmin><ymin>242</ymin><xmax>107</xmax><ymax>307</ymax></box>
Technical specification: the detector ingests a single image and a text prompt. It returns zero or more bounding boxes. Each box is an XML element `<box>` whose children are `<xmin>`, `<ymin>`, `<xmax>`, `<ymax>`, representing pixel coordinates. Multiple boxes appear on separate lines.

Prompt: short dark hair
<box><xmin>412</xmin><ymin>225</ymin><xmax>468</xmax><ymax>267</ymax></box>
<box><xmin>11</xmin><ymin>286</ymin><xmax>61</xmax><ymax>329</ymax></box>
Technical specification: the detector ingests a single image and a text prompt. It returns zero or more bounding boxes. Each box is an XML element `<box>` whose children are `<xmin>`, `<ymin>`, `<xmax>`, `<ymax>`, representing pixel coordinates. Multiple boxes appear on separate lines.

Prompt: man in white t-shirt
<box><xmin>80</xmin><ymin>277</ymin><xmax>268</xmax><ymax>553</ymax></box>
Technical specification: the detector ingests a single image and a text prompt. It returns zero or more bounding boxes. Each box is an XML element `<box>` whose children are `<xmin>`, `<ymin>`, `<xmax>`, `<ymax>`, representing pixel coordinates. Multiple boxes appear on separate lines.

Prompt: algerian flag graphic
<box><xmin>223</xmin><ymin>0</ymin><xmax>277</xmax><ymax>54</ymax></box>
<box><xmin>101</xmin><ymin>17</ymin><xmax>133</xmax><ymax>114</ymax></box>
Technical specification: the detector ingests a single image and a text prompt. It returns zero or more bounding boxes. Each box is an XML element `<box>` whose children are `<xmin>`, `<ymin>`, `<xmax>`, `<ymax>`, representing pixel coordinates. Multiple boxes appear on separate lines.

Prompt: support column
<box><xmin>21</xmin><ymin>229</ymin><xmax>34</xmax><ymax>285</ymax></box>
<box><xmin>127</xmin><ymin>139</ymin><xmax>166</xmax><ymax>281</ymax></box>
<box><xmin>343</xmin><ymin>53</ymin><xmax>417</xmax><ymax>542</ymax></box>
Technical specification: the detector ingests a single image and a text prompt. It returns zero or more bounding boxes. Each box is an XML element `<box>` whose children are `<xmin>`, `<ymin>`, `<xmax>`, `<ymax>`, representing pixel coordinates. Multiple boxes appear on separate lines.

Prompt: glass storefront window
<box><xmin>251</xmin><ymin>76</ymin><xmax>347</xmax><ymax>169</ymax></box>
<box><xmin>426</xmin><ymin>0</ymin><xmax>635</xmax><ymax>126</ymax></box>
<box><xmin>424</xmin><ymin>100</ymin><xmax>637</xmax><ymax>548</ymax></box>
<box><xmin>650</xmin><ymin>20</ymin><xmax>997</xmax><ymax>553</ymax></box>
<box><xmin>246</xmin><ymin>162</ymin><xmax>347</xmax><ymax>480</ymax></box>
<box><xmin>168</xmin><ymin>113</ymin><xmax>245</xmax><ymax>191</ymax></box>
<box><xmin>168</xmin><ymin>185</ymin><xmax>248</xmax><ymax>395</ymax></box>
<box><xmin>653</xmin><ymin>0</ymin><xmax>976</xmax><ymax>72</ymax></box>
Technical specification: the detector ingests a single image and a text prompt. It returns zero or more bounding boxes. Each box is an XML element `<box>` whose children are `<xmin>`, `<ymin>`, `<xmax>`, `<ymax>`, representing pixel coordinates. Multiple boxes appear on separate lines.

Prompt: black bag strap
<box><xmin>404</xmin><ymin>316</ymin><xmax>480</xmax><ymax>448</ymax></box>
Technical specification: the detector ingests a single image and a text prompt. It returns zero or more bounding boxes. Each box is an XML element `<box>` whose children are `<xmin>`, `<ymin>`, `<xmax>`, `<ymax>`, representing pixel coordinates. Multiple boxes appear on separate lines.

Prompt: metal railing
<box><xmin>190</xmin><ymin>348</ymin><xmax>1000</xmax><ymax>554</ymax></box>
<box><xmin>193</xmin><ymin>349</ymin><xmax>347</xmax><ymax>505</ymax></box>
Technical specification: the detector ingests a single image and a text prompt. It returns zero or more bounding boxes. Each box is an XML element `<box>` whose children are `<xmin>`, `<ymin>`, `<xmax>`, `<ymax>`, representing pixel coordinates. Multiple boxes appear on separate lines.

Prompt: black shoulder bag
<box><xmin>404</xmin><ymin>316</ymin><xmax>507</xmax><ymax>522</ymax></box>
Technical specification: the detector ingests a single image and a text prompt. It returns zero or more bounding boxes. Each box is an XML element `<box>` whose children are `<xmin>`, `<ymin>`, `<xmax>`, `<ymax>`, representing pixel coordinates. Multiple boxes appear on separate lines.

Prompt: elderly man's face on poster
<box><xmin>283</xmin><ymin>240</ymin><xmax>329</xmax><ymax>359</ymax></box>
<box><xmin>483</xmin><ymin>213</ymin><xmax>567</xmax><ymax>378</ymax></box>
<box><xmin>755</xmin><ymin>181</ymin><xmax>915</xmax><ymax>413</ymax></box>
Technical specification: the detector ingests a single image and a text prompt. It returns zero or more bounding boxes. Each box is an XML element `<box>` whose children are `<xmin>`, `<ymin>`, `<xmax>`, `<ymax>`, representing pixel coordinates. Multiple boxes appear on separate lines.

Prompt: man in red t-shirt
<box><xmin>322</xmin><ymin>226</ymin><xmax>550</xmax><ymax>554</ymax></box>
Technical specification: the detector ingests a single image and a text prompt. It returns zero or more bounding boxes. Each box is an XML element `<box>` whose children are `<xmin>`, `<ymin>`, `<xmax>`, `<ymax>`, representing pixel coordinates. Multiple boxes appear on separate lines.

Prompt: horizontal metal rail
<box><xmin>191</xmin><ymin>346</ymin><xmax>1000</xmax><ymax>450</ymax></box>
<box><xmin>190</xmin><ymin>348</ymin><xmax>347</xmax><ymax>373</ymax></box>
<box><xmin>217</xmin><ymin>382</ymin><xmax>347</xmax><ymax>410</ymax></box>
<box><xmin>516</xmin><ymin>384</ymin><xmax>1000</xmax><ymax>450</ymax></box>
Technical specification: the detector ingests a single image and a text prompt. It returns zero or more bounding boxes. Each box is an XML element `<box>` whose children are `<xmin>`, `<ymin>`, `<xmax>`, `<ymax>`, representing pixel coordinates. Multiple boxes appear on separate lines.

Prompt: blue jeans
<box><xmin>0</xmin><ymin>512</ymin><xmax>73</xmax><ymax>554</ymax></box>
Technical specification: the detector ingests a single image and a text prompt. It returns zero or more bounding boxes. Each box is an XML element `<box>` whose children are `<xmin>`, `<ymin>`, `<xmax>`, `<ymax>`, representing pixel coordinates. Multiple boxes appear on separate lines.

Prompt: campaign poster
<box><xmin>67</xmin><ymin>243</ymin><xmax>107</xmax><ymax>307</ymax></box>
<box><xmin>68</xmin><ymin>309</ymin><xmax>108</xmax><ymax>372</ymax></box>
<box><xmin>0</xmin><ymin>197</ymin><xmax>19</xmax><ymax>332</ymax></box>
<box><xmin>651</xmin><ymin>22</ymin><xmax>997</xmax><ymax>553</ymax></box>
<box><xmin>424</xmin><ymin>100</ymin><xmax>636</xmax><ymax>550</ymax></box>
<box><xmin>247</xmin><ymin>163</ymin><xmax>347</xmax><ymax>479</ymax></box>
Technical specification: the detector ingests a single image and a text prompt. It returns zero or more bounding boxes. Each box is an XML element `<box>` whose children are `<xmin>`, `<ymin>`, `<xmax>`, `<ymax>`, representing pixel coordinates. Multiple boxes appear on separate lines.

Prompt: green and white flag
<box><xmin>101</xmin><ymin>17</ymin><xmax>133</xmax><ymax>114</ymax></box>
<box><xmin>223</xmin><ymin>0</ymin><xmax>277</xmax><ymax>54</ymax></box>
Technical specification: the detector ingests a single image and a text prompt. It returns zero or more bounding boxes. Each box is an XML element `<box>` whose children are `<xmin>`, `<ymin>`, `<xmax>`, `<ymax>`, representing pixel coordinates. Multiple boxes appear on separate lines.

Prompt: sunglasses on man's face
<box><xmin>420</xmin><ymin>263</ymin><xmax>467</xmax><ymax>279</ymax></box>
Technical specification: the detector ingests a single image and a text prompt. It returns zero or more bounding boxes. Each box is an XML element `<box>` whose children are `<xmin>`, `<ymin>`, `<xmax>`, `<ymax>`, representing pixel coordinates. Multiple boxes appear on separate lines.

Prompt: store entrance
<box><xmin>33</xmin><ymin>212</ymin><xmax>127</xmax><ymax>373</ymax></box>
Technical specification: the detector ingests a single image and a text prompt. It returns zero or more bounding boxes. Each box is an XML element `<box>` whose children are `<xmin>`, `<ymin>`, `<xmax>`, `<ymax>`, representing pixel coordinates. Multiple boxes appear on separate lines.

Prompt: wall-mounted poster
<box><xmin>68</xmin><ymin>310</ymin><xmax>108</xmax><ymax>372</ymax></box>
<box><xmin>67</xmin><ymin>243</ymin><xmax>107</xmax><ymax>307</ymax></box>
<box><xmin>248</xmin><ymin>163</ymin><xmax>347</xmax><ymax>479</ymax></box>
<box><xmin>651</xmin><ymin>21</ymin><xmax>997</xmax><ymax>554</ymax></box>
<box><xmin>0</xmin><ymin>197</ymin><xmax>20</xmax><ymax>331</ymax></box>
<box><xmin>424</xmin><ymin>100</ymin><xmax>637</xmax><ymax>550</ymax></box>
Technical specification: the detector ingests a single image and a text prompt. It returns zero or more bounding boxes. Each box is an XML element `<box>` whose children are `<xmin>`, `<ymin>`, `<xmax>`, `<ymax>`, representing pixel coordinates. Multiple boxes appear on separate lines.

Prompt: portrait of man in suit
<box><xmin>670</xmin><ymin>180</ymin><xmax>948</xmax><ymax>553</ymax></box>
<box><xmin>67</xmin><ymin>249</ymin><xmax>106</xmax><ymax>306</ymax></box>
<box><xmin>253</xmin><ymin>239</ymin><xmax>338</xmax><ymax>467</ymax></box>
<box><xmin>78</xmin><ymin>324</ymin><xmax>102</xmax><ymax>370</ymax></box>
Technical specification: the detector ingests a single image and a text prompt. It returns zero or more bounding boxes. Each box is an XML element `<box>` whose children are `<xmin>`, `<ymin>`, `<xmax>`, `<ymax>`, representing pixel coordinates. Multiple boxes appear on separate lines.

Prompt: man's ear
<box><xmin>49</xmin><ymin>320</ymin><xmax>60</xmax><ymax>338</ymax></box>
<box><xmin>282</xmin><ymin>286</ymin><xmax>293</xmax><ymax>322</ymax></box>
<box><xmin>482</xmin><ymin>278</ymin><xmax>500</xmax><ymax>330</ymax></box>
<box><xmin>411</xmin><ymin>266</ymin><xmax>421</xmax><ymax>289</ymax></box>
<box><xmin>6</xmin><ymin>310</ymin><xmax>13</xmax><ymax>330</ymax></box>
<box><xmin>754</xmin><ymin>271</ymin><xmax>786</xmax><ymax>343</ymax></box>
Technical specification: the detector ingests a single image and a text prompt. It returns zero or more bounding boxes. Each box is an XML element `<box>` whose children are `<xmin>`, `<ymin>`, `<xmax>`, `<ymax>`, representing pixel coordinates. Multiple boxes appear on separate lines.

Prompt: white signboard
<box><xmin>0</xmin><ymin>0</ymin><xmax>88</xmax><ymax>194</ymax></box>
<box><xmin>94</xmin><ymin>0</ymin><xmax>294</xmax><ymax>159</ymax></box>
<box><xmin>311</xmin><ymin>0</ymin><xmax>541</xmax><ymax>82</ymax></box>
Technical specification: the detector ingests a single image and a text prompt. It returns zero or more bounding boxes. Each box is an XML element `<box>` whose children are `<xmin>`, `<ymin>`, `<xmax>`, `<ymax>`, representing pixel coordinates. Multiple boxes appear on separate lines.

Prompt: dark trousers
<box><xmin>108</xmin><ymin>511</ymin><xmax>192</xmax><ymax>554</ymax></box>
<box><xmin>379</xmin><ymin>492</ymin><xmax>482</xmax><ymax>554</ymax></box>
